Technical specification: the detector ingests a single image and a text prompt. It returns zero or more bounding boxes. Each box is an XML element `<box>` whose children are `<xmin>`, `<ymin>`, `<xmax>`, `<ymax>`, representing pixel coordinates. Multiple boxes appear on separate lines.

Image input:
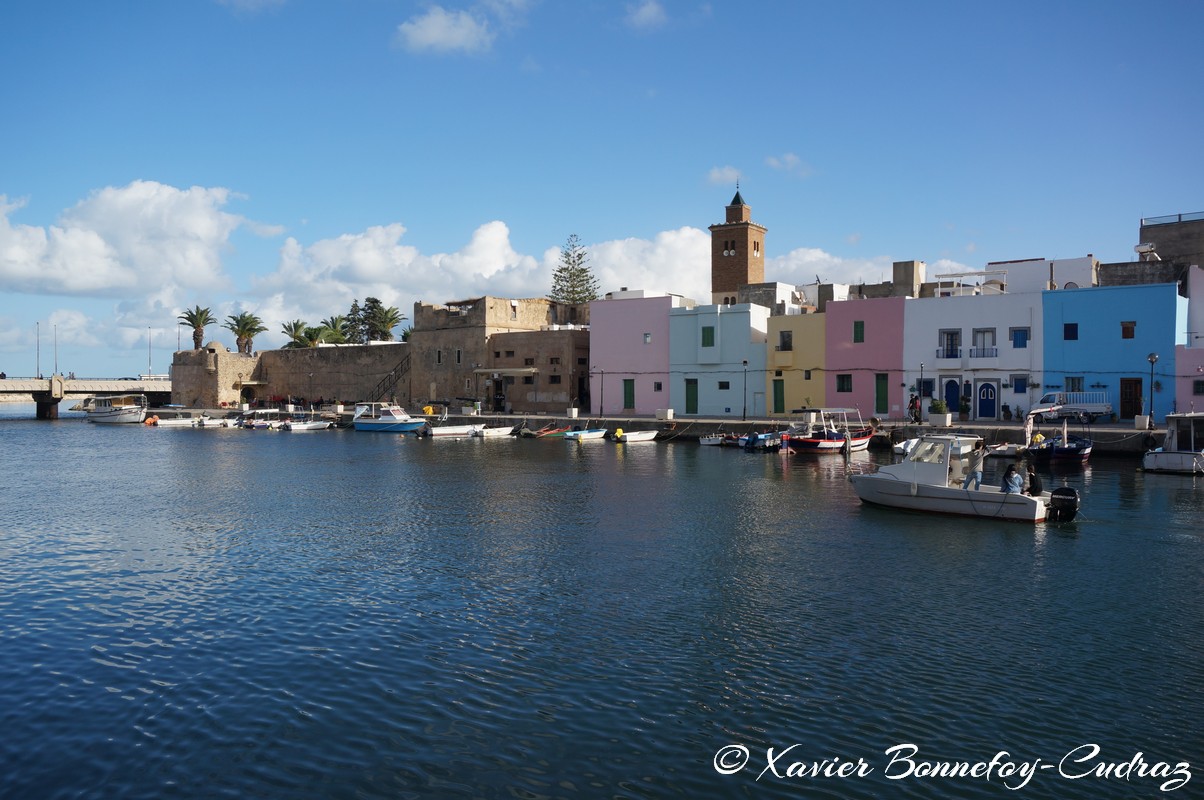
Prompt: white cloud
<box><xmin>625</xmin><ymin>0</ymin><xmax>668</xmax><ymax>30</ymax></box>
<box><xmin>395</xmin><ymin>6</ymin><xmax>495</xmax><ymax>54</ymax></box>
<box><xmin>765</xmin><ymin>152</ymin><xmax>814</xmax><ymax>179</ymax></box>
<box><xmin>707</xmin><ymin>166</ymin><xmax>740</xmax><ymax>185</ymax></box>
<box><xmin>0</xmin><ymin>181</ymin><xmax>247</xmax><ymax>299</ymax></box>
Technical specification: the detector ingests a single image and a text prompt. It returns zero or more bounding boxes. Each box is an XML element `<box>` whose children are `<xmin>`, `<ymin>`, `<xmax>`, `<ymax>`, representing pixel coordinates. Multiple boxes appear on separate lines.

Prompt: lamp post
<box><xmin>598</xmin><ymin>368</ymin><xmax>604</xmax><ymax>415</ymax></box>
<box><xmin>1147</xmin><ymin>352</ymin><xmax>1159</xmax><ymax>429</ymax></box>
<box><xmin>742</xmin><ymin>359</ymin><xmax>748</xmax><ymax>421</ymax></box>
<box><xmin>147</xmin><ymin>326</ymin><xmax>152</xmax><ymax>376</ymax></box>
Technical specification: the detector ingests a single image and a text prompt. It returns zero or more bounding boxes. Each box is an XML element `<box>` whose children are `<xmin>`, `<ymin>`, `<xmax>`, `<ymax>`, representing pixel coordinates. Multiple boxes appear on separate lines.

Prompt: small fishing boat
<box><xmin>472</xmin><ymin>425</ymin><xmax>516</xmax><ymax>438</ymax></box>
<box><xmin>426</xmin><ymin>423</ymin><xmax>487</xmax><ymax>438</ymax></box>
<box><xmin>236</xmin><ymin>409</ymin><xmax>284</xmax><ymax>430</ymax></box>
<box><xmin>564</xmin><ymin>427</ymin><xmax>608</xmax><ymax>441</ymax></box>
<box><xmin>1026</xmin><ymin>419</ymin><xmax>1092</xmax><ymax>464</ymax></box>
<box><xmin>848</xmin><ymin>434</ymin><xmax>1079</xmax><ymax>523</ymax></box>
<box><xmin>522</xmin><ymin>423</ymin><xmax>573</xmax><ymax>438</ymax></box>
<box><xmin>282</xmin><ymin>413</ymin><xmax>332</xmax><ymax>431</ymax></box>
<box><xmin>698</xmin><ymin>433</ymin><xmax>729</xmax><ymax>446</ymax></box>
<box><xmin>85</xmin><ymin>394</ymin><xmax>148</xmax><ymax>424</ymax></box>
<box><xmin>614</xmin><ymin>428</ymin><xmax>657</xmax><ymax>443</ymax></box>
<box><xmin>783</xmin><ymin>408</ymin><xmax>873</xmax><ymax>453</ymax></box>
<box><xmin>352</xmin><ymin>403</ymin><xmax>429</xmax><ymax>434</ymax></box>
<box><xmin>1142</xmin><ymin>412</ymin><xmax>1204</xmax><ymax>474</ymax></box>
<box><xmin>739</xmin><ymin>430</ymin><xmax>782</xmax><ymax>451</ymax></box>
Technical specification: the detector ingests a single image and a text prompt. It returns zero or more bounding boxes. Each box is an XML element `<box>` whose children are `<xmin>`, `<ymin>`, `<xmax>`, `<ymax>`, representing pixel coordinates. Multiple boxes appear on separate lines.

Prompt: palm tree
<box><xmin>281</xmin><ymin>319</ymin><xmax>309</xmax><ymax>348</ymax></box>
<box><xmin>320</xmin><ymin>315</ymin><xmax>349</xmax><ymax>344</ymax></box>
<box><xmin>177</xmin><ymin>305</ymin><xmax>217</xmax><ymax>350</ymax></box>
<box><xmin>365</xmin><ymin>303</ymin><xmax>406</xmax><ymax>341</ymax></box>
<box><xmin>300</xmin><ymin>326</ymin><xmax>331</xmax><ymax>348</ymax></box>
<box><xmin>224</xmin><ymin>311</ymin><xmax>268</xmax><ymax>354</ymax></box>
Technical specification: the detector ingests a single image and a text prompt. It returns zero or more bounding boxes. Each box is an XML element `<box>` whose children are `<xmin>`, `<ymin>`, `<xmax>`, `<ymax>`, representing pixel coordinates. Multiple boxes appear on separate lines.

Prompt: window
<box><xmin>804</xmin><ymin>370</ymin><xmax>812</xmax><ymax>380</ymax></box>
<box><xmin>938</xmin><ymin>329</ymin><xmax>961</xmax><ymax>358</ymax></box>
<box><xmin>494</xmin><ymin>351</ymin><xmax>500</xmax><ymax>359</ymax></box>
<box><xmin>465</xmin><ymin>378</ymin><xmax>471</xmax><ymax>390</ymax></box>
<box><xmin>836</xmin><ymin>374</ymin><xmax>853</xmax><ymax>393</ymax></box>
<box><xmin>455</xmin><ymin>349</ymin><xmax>462</xmax><ymax>365</ymax></box>
<box><xmin>643</xmin><ymin>333</ymin><xmax>652</xmax><ymax>344</ymax></box>
<box><xmin>1121</xmin><ymin>321</ymin><xmax>1136</xmax><ymax>339</ymax></box>
<box><xmin>853</xmin><ymin>321</ymin><xmax>864</xmax><ymax>343</ymax></box>
<box><xmin>548</xmin><ymin>375</ymin><xmax>561</xmax><ymax>385</ymax></box>
<box><xmin>753</xmin><ymin>241</ymin><xmax>760</xmax><ymax>256</ymax></box>
<box><xmin>436</xmin><ymin>350</ymin><xmax>442</xmax><ymax>365</ymax></box>
<box><xmin>505</xmin><ymin>350</ymin><xmax>515</xmax><ymax>358</ymax></box>
<box><xmin>1012</xmin><ymin>375</ymin><xmax>1028</xmax><ymax>394</ymax></box>
<box><xmin>778</xmin><ymin>330</ymin><xmax>793</xmax><ymax>351</ymax></box>
<box><xmin>1066</xmin><ymin>377</ymin><xmax>1084</xmax><ymax>392</ymax></box>
<box><xmin>1064</xmin><ymin>323</ymin><xmax>1078</xmax><ymax>340</ymax></box>
<box><xmin>718</xmin><ymin>381</ymin><xmax>731</xmax><ymax>390</ymax></box>
<box><xmin>701</xmin><ymin>326</ymin><xmax>715</xmax><ymax>347</ymax></box>
<box><xmin>1194</xmin><ymin>380</ymin><xmax>1204</xmax><ymax>395</ymax></box>
<box><xmin>971</xmin><ymin>328</ymin><xmax>997</xmax><ymax>358</ymax></box>
<box><xmin>524</xmin><ymin>357</ymin><xmax>534</xmax><ymax>366</ymax></box>
<box><xmin>549</xmin><ymin>357</ymin><xmax>560</xmax><ymax>365</ymax></box>
<box><xmin>577</xmin><ymin>357</ymin><xmax>587</xmax><ymax>365</ymax></box>
<box><xmin>653</xmin><ymin>382</ymin><xmax>663</xmax><ymax>392</ymax></box>
<box><xmin>522</xmin><ymin>376</ymin><xmax>533</xmax><ymax>385</ymax></box>
<box><xmin>1010</xmin><ymin>328</ymin><xmax>1029</xmax><ymax>349</ymax></box>
<box><xmin>774</xmin><ymin>370</ymin><xmax>782</xmax><ymax>377</ymax></box>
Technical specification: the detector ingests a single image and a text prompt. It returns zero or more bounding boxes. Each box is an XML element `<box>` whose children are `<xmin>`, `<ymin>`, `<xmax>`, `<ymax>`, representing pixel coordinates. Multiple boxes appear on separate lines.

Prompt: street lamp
<box><xmin>919</xmin><ymin>361</ymin><xmax>925</xmax><ymax>397</ymax></box>
<box><xmin>1147</xmin><ymin>352</ymin><xmax>1159</xmax><ymax>429</ymax></box>
<box><xmin>742</xmin><ymin>360</ymin><xmax>749</xmax><ymax>421</ymax></box>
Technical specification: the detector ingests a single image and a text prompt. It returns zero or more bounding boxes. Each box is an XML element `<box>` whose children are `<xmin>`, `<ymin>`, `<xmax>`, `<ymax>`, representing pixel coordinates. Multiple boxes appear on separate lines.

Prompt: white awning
<box><xmin>472</xmin><ymin>367</ymin><xmax>539</xmax><ymax>376</ymax></box>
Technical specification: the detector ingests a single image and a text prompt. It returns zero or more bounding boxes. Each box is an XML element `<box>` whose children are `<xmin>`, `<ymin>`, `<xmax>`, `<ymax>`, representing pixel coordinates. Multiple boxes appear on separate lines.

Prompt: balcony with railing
<box><xmin>935</xmin><ymin>347</ymin><xmax>962</xmax><ymax>360</ymax></box>
<box><xmin>969</xmin><ymin>347</ymin><xmax>998</xmax><ymax>358</ymax></box>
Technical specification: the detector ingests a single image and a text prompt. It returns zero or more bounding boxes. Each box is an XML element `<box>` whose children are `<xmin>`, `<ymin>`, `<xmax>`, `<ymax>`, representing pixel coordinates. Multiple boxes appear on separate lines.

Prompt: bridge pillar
<box><xmin>35</xmin><ymin>397</ymin><xmax>61</xmax><ymax>419</ymax></box>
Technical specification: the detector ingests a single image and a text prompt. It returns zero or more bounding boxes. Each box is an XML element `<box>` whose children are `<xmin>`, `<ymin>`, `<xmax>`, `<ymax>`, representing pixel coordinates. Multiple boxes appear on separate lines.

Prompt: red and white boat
<box><xmin>782</xmin><ymin>408</ymin><xmax>873</xmax><ymax>454</ymax></box>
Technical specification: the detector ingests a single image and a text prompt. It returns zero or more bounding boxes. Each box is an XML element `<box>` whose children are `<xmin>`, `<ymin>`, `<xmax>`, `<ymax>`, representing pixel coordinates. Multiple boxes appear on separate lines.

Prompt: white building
<box><xmin>669</xmin><ymin>303</ymin><xmax>769</xmax><ymax>417</ymax></box>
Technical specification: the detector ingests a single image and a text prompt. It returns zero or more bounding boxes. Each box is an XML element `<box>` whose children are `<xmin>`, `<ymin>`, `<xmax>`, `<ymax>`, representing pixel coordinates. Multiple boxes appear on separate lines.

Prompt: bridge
<box><xmin>0</xmin><ymin>374</ymin><xmax>173</xmax><ymax>418</ymax></box>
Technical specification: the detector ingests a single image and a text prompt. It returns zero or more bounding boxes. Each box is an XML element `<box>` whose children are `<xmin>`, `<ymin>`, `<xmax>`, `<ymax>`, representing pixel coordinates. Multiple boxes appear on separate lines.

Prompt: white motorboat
<box><xmin>848</xmin><ymin>434</ymin><xmax>1079</xmax><ymax>523</ymax></box>
<box><xmin>352</xmin><ymin>403</ymin><xmax>428</xmax><ymax>434</ymax></box>
<box><xmin>894</xmin><ymin>436</ymin><xmax>975</xmax><ymax>457</ymax></box>
<box><xmin>564</xmin><ymin>428</ymin><xmax>608</xmax><ymax>440</ymax></box>
<box><xmin>1142</xmin><ymin>412</ymin><xmax>1204</xmax><ymax>474</ymax></box>
<box><xmin>85</xmin><ymin>394</ymin><xmax>148</xmax><ymax>424</ymax></box>
<box><xmin>282</xmin><ymin>413</ymin><xmax>332</xmax><ymax>431</ymax></box>
<box><xmin>426</xmin><ymin>423</ymin><xmax>487</xmax><ymax>438</ymax></box>
<box><xmin>614</xmin><ymin>428</ymin><xmax>657</xmax><ymax>443</ymax></box>
<box><xmin>236</xmin><ymin>409</ymin><xmax>284</xmax><ymax>430</ymax></box>
<box><xmin>472</xmin><ymin>425</ymin><xmax>516</xmax><ymax>438</ymax></box>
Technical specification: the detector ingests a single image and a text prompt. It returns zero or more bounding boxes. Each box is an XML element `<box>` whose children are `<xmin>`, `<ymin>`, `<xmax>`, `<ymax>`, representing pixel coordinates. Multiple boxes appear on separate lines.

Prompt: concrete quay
<box><xmin>169</xmin><ymin>405</ymin><xmax>1163</xmax><ymax>457</ymax></box>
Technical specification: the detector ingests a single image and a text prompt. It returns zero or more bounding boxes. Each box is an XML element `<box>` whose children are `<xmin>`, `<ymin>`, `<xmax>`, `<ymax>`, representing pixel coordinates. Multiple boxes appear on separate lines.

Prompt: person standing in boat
<box><xmin>964</xmin><ymin>440</ymin><xmax>987</xmax><ymax>491</ymax></box>
<box><xmin>1001</xmin><ymin>464</ymin><xmax>1023</xmax><ymax>494</ymax></box>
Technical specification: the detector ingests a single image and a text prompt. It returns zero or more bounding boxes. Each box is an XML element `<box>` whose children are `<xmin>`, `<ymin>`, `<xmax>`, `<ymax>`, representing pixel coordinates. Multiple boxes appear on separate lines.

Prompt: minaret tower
<box><xmin>708</xmin><ymin>188</ymin><xmax>766</xmax><ymax>305</ymax></box>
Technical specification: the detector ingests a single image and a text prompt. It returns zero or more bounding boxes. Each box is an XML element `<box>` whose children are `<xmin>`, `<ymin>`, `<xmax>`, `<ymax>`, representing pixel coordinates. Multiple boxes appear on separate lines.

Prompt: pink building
<box><xmin>588</xmin><ymin>290</ymin><xmax>693</xmax><ymax>416</ymax></box>
<box><xmin>824</xmin><ymin>296</ymin><xmax>907</xmax><ymax>419</ymax></box>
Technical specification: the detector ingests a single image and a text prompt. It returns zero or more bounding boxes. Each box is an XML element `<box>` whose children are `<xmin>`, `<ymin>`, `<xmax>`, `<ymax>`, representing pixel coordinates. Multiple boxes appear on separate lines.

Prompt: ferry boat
<box><xmin>1142</xmin><ymin>412</ymin><xmax>1204</xmax><ymax>474</ymax></box>
<box><xmin>85</xmin><ymin>394</ymin><xmax>148</xmax><ymax>424</ymax></box>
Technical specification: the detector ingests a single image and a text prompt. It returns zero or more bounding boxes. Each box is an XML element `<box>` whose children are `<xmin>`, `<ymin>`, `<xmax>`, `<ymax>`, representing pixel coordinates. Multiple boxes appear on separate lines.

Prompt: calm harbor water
<box><xmin>1</xmin><ymin>409</ymin><xmax>1201</xmax><ymax>799</ymax></box>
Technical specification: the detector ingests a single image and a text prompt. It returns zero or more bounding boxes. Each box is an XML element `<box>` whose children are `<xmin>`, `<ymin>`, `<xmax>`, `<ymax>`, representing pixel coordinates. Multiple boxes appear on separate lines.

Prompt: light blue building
<box><xmin>669</xmin><ymin>303</ymin><xmax>768</xmax><ymax>417</ymax></box>
<box><xmin>1042</xmin><ymin>283</ymin><xmax>1186</xmax><ymax>422</ymax></box>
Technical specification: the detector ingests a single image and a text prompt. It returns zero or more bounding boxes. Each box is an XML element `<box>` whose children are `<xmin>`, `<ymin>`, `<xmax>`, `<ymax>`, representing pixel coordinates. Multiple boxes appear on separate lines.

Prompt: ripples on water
<box><xmin>1</xmin><ymin>417</ymin><xmax>1201</xmax><ymax>799</ymax></box>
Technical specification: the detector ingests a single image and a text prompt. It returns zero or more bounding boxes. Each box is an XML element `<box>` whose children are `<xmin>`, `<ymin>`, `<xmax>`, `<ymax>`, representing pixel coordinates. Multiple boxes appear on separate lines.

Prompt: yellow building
<box><xmin>765</xmin><ymin>312</ymin><xmax>826</xmax><ymax>413</ymax></box>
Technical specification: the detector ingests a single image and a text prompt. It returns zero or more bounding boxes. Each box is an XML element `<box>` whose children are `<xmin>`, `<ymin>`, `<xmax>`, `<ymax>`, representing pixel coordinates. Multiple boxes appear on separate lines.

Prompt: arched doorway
<box><xmin>943</xmin><ymin>379</ymin><xmax>960</xmax><ymax>413</ymax></box>
<box><xmin>976</xmin><ymin>382</ymin><xmax>997</xmax><ymax>419</ymax></box>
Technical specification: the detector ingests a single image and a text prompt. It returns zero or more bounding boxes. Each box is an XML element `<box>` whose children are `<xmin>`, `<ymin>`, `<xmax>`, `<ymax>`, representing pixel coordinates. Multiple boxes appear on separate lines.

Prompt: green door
<box><xmin>623</xmin><ymin>379</ymin><xmax>635</xmax><ymax>410</ymax></box>
<box><xmin>773</xmin><ymin>379</ymin><xmax>785</xmax><ymax>414</ymax></box>
<box><xmin>685</xmin><ymin>379</ymin><xmax>698</xmax><ymax>414</ymax></box>
<box><xmin>875</xmin><ymin>373</ymin><xmax>888</xmax><ymax>415</ymax></box>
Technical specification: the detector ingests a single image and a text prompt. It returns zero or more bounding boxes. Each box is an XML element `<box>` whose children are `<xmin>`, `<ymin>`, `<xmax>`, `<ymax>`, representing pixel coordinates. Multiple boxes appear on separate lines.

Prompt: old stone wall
<box><xmin>171</xmin><ymin>342</ymin><xmax>411</xmax><ymax>408</ymax></box>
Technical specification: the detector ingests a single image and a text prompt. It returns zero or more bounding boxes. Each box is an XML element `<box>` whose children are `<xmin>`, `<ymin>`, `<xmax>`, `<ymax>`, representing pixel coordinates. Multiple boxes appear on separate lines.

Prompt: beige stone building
<box><xmin>408</xmin><ymin>296</ymin><xmax>590</xmax><ymax>414</ymax></box>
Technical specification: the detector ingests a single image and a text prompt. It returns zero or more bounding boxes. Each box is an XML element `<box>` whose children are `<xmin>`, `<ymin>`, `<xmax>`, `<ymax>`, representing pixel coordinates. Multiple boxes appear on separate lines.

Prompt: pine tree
<box><xmin>346</xmin><ymin>299</ymin><xmax>365</xmax><ymax>344</ymax></box>
<box><xmin>549</xmin><ymin>234</ymin><xmax>600</xmax><ymax>304</ymax></box>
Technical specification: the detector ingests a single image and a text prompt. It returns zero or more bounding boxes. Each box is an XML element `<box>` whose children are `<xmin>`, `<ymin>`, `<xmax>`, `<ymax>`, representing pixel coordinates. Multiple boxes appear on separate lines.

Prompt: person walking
<box><xmin>964</xmin><ymin>440</ymin><xmax>986</xmax><ymax>491</ymax></box>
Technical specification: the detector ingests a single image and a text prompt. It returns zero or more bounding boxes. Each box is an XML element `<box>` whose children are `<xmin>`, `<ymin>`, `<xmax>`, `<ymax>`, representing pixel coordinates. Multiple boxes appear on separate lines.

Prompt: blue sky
<box><xmin>2</xmin><ymin>0</ymin><xmax>1202</xmax><ymax>377</ymax></box>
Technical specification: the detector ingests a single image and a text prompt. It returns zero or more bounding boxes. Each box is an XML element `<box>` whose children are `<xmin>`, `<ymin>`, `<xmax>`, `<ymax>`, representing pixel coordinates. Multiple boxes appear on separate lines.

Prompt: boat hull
<box><xmin>616</xmin><ymin>430</ymin><xmax>657</xmax><ymax>442</ymax></box>
<box><xmin>1142</xmin><ymin>450</ymin><xmax>1204</xmax><ymax>474</ymax></box>
<box><xmin>427</xmin><ymin>424</ymin><xmax>486</xmax><ymax>438</ymax></box>
<box><xmin>353</xmin><ymin>420</ymin><xmax>428</xmax><ymax>433</ymax></box>
<box><xmin>87</xmin><ymin>408</ymin><xmax>146</xmax><ymax>424</ymax></box>
<box><xmin>564</xmin><ymin>429</ymin><xmax>607</xmax><ymax>440</ymax></box>
<box><xmin>849</xmin><ymin>474</ymin><xmax>1048</xmax><ymax>522</ymax></box>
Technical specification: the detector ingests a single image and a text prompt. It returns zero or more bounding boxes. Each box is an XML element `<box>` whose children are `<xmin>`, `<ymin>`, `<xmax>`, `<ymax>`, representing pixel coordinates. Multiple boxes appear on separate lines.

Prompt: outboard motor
<box><xmin>1046</xmin><ymin>487</ymin><xmax>1079</xmax><ymax>522</ymax></box>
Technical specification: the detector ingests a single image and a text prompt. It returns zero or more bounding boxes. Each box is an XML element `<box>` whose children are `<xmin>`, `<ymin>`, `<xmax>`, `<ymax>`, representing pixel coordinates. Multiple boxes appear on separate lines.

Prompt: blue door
<box><xmin>944</xmin><ymin>379</ymin><xmax>960</xmax><ymax>413</ymax></box>
<box><xmin>977</xmin><ymin>383</ymin><xmax>997</xmax><ymax>419</ymax></box>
